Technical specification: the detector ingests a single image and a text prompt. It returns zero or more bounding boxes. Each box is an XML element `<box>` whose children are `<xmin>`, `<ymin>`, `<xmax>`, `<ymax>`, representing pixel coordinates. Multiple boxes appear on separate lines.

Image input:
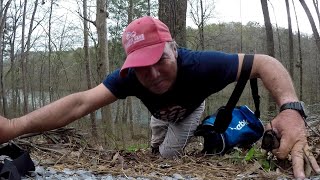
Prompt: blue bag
<box><xmin>194</xmin><ymin>105</ymin><xmax>264</xmax><ymax>155</ymax></box>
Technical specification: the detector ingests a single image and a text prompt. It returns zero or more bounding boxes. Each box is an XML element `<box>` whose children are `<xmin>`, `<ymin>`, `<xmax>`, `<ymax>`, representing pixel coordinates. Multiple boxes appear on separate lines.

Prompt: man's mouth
<box><xmin>150</xmin><ymin>79</ymin><xmax>167</xmax><ymax>93</ymax></box>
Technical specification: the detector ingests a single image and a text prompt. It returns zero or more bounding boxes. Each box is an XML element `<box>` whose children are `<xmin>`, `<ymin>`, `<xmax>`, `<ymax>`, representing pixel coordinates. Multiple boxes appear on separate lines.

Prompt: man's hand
<box><xmin>267</xmin><ymin>109</ymin><xmax>320</xmax><ymax>179</ymax></box>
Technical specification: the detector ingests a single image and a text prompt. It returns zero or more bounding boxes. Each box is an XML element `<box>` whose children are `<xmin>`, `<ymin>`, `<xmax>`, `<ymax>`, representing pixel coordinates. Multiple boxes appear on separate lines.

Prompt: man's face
<box><xmin>134</xmin><ymin>42</ymin><xmax>178</xmax><ymax>94</ymax></box>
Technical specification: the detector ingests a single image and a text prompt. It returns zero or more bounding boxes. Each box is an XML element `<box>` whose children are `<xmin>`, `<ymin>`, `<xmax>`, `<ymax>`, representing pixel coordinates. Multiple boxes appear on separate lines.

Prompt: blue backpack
<box><xmin>194</xmin><ymin>54</ymin><xmax>264</xmax><ymax>154</ymax></box>
<box><xmin>195</xmin><ymin>105</ymin><xmax>264</xmax><ymax>154</ymax></box>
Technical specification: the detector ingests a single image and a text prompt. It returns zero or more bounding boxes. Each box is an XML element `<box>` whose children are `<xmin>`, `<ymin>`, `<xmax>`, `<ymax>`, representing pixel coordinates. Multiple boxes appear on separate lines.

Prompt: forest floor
<box><xmin>14</xmin><ymin>117</ymin><xmax>320</xmax><ymax>180</ymax></box>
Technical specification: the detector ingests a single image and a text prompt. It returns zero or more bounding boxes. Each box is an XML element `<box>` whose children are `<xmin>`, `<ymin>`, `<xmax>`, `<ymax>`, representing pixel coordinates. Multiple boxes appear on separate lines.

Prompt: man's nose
<box><xmin>148</xmin><ymin>66</ymin><xmax>160</xmax><ymax>79</ymax></box>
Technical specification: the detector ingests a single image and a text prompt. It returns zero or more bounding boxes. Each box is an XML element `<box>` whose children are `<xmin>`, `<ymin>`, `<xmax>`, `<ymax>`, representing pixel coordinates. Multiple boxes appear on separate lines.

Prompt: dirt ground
<box><xmin>13</xmin><ymin>123</ymin><xmax>320</xmax><ymax>180</ymax></box>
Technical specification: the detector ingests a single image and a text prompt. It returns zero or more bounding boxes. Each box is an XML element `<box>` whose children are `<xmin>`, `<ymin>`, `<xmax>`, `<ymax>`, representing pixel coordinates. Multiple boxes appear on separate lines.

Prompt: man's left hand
<box><xmin>267</xmin><ymin>109</ymin><xmax>320</xmax><ymax>179</ymax></box>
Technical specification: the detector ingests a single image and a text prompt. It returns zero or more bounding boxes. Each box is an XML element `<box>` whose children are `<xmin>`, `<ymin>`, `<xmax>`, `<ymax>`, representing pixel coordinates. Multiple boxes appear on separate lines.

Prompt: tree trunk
<box><xmin>127</xmin><ymin>97</ymin><xmax>134</xmax><ymax>138</ymax></box>
<box><xmin>83</xmin><ymin>0</ymin><xmax>98</xmax><ymax>139</ymax></box>
<box><xmin>188</xmin><ymin>0</ymin><xmax>215</xmax><ymax>50</ymax></box>
<box><xmin>292</xmin><ymin>0</ymin><xmax>304</xmax><ymax>100</ymax></box>
<box><xmin>147</xmin><ymin>0</ymin><xmax>150</xmax><ymax>16</ymax></box>
<box><xmin>158</xmin><ymin>0</ymin><xmax>187</xmax><ymax>47</ymax></box>
<box><xmin>8</xmin><ymin>2</ymin><xmax>18</xmax><ymax>116</ymax></box>
<box><xmin>96</xmin><ymin>0</ymin><xmax>112</xmax><ymax>143</ymax></box>
<box><xmin>260</xmin><ymin>0</ymin><xmax>276</xmax><ymax>114</ymax></box>
<box><xmin>285</xmin><ymin>0</ymin><xmax>294</xmax><ymax>77</ymax></box>
<box><xmin>261</xmin><ymin>0</ymin><xmax>275</xmax><ymax>56</ymax></box>
<box><xmin>269</xmin><ymin>2</ymin><xmax>283</xmax><ymax>60</ymax></box>
<box><xmin>21</xmin><ymin>0</ymin><xmax>28</xmax><ymax>113</ymax></box>
<box><xmin>313</xmin><ymin>0</ymin><xmax>320</xmax><ymax>30</ymax></box>
<box><xmin>200</xmin><ymin>0</ymin><xmax>204</xmax><ymax>50</ymax></box>
<box><xmin>128</xmin><ymin>0</ymin><xmax>133</xmax><ymax>24</ymax></box>
<box><xmin>0</xmin><ymin>0</ymin><xmax>12</xmax><ymax>116</ymax></box>
<box><xmin>299</xmin><ymin>0</ymin><xmax>320</xmax><ymax>52</ymax></box>
<box><xmin>25</xmin><ymin>0</ymin><xmax>39</xmax><ymax>112</ymax></box>
<box><xmin>127</xmin><ymin>0</ymin><xmax>134</xmax><ymax>138</ymax></box>
<box><xmin>48</xmin><ymin>0</ymin><xmax>53</xmax><ymax>102</ymax></box>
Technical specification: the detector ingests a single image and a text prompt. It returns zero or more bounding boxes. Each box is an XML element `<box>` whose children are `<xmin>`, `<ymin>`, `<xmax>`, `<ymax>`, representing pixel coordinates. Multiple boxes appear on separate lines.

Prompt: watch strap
<box><xmin>280</xmin><ymin>102</ymin><xmax>307</xmax><ymax>118</ymax></box>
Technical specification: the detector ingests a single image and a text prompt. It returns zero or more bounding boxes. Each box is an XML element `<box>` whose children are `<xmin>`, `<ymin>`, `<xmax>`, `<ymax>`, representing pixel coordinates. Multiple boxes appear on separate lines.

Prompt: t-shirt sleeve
<box><xmin>196</xmin><ymin>50</ymin><xmax>239</xmax><ymax>85</ymax></box>
<box><xmin>102</xmin><ymin>69</ymin><xmax>129</xmax><ymax>99</ymax></box>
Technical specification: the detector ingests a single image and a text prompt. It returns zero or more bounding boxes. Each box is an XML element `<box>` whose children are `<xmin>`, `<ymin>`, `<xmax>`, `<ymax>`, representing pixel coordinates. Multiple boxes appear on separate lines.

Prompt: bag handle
<box><xmin>213</xmin><ymin>54</ymin><xmax>260</xmax><ymax>133</ymax></box>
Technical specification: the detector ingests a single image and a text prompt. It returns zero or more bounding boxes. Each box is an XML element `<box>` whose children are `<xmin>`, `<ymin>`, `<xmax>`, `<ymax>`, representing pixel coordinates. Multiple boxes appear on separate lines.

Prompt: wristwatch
<box><xmin>279</xmin><ymin>101</ymin><xmax>307</xmax><ymax>119</ymax></box>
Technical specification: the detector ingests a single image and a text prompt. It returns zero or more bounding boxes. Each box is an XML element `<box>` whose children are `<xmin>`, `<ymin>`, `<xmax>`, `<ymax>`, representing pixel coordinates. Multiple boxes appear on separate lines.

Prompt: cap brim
<box><xmin>120</xmin><ymin>42</ymin><xmax>166</xmax><ymax>77</ymax></box>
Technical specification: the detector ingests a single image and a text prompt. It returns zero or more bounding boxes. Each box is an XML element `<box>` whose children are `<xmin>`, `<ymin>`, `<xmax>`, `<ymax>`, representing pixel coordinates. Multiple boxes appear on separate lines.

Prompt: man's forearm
<box><xmin>11</xmin><ymin>92</ymin><xmax>89</xmax><ymax>138</ymax></box>
<box><xmin>0</xmin><ymin>84</ymin><xmax>116</xmax><ymax>143</ymax></box>
<box><xmin>253</xmin><ymin>54</ymin><xmax>298</xmax><ymax>106</ymax></box>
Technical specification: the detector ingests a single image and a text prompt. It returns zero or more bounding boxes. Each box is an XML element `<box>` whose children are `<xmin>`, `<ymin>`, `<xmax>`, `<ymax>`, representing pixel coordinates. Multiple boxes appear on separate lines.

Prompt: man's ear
<box><xmin>173</xmin><ymin>45</ymin><xmax>178</xmax><ymax>58</ymax></box>
<box><xmin>169</xmin><ymin>41</ymin><xmax>178</xmax><ymax>58</ymax></box>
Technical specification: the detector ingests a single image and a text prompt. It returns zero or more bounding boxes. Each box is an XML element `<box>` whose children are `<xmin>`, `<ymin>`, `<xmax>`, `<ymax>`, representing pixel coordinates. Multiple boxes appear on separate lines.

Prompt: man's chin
<box><xmin>150</xmin><ymin>89</ymin><xmax>167</xmax><ymax>95</ymax></box>
<box><xmin>149</xmin><ymin>87</ymin><xmax>169</xmax><ymax>95</ymax></box>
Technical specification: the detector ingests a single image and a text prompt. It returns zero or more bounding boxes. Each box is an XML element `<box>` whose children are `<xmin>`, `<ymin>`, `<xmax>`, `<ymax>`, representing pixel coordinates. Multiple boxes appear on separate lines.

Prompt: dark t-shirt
<box><xmin>103</xmin><ymin>48</ymin><xmax>239</xmax><ymax>121</ymax></box>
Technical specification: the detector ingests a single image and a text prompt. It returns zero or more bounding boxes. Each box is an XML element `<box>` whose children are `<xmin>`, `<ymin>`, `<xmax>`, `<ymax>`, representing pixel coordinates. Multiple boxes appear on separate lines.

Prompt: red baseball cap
<box><xmin>120</xmin><ymin>16</ymin><xmax>173</xmax><ymax>77</ymax></box>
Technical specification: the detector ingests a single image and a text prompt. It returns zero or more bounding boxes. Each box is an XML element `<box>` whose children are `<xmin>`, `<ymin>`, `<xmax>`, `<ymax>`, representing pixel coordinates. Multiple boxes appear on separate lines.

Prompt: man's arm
<box><xmin>0</xmin><ymin>83</ymin><xmax>117</xmax><ymax>143</ymax></box>
<box><xmin>237</xmin><ymin>54</ymin><xmax>320</xmax><ymax>178</ymax></box>
<box><xmin>237</xmin><ymin>54</ymin><xmax>297</xmax><ymax>105</ymax></box>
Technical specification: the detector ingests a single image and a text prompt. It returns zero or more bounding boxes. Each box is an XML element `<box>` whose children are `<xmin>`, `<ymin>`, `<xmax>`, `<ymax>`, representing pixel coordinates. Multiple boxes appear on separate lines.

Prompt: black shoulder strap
<box><xmin>213</xmin><ymin>54</ymin><xmax>260</xmax><ymax>133</ymax></box>
<box><xmin>250</xmin><ymin>78</ymin><xmax>260</xmax><ymax>118</ymax></box>
<box><xmin>225</xmin><ymin>54</ymin><xmax>254</xmax><ymax>111</ymax></box>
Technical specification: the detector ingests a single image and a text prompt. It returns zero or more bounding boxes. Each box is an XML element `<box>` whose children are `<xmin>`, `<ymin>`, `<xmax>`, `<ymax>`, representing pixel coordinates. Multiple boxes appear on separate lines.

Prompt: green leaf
<box><xmin>245</xmin><ymin>147</ymin><xmax>255</xmax><ymax>161</ymax></box>
<box><xmin>259</xmin><ymin>159</ymin><xmax>271</xmax><ymax>170</ymax></box>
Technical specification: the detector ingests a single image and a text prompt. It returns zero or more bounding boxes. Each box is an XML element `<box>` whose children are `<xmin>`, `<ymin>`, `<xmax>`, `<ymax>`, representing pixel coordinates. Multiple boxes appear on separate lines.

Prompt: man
<box><xmin>0</xmin><ymin>16</ymin><xmax>318</xmax><ymax>178</ymax></box>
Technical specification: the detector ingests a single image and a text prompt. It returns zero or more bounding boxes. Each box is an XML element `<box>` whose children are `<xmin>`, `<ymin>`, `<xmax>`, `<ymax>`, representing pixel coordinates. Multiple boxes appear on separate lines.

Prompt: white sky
<box><xmin>199</xmin><ymin>0</ymin><xmax>319</xmax><ymax>35</ymax></box>
<box><xmin>58</xmin><ymin>0</ymin><xmax>318</xmax><ymax>36</ymax></box>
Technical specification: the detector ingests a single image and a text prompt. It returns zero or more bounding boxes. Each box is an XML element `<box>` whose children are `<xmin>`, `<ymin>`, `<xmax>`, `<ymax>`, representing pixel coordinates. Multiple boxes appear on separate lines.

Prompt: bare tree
<box><xmin>0</xmin><ymin>0</ymin><xmax>13</xmax><ymax>116</ymax></box>
<box><xmin>96</xmin><ymin>0</ymin><xmax>112</xmax><ymax>139</ymax></box>
<box><xmin>313</xmin><ymin>0</ymin><xmax>320</xmax><ymax>30</ymax></box>
<box><xmin>261</xmin><ymin>0</ymin><xmax>275</xmax><ymax>57</ymax></box>
<box><xmin>128</xmin><ymin>0</ymin><xmax>133</xmax><ymax>24</ymax></box>
<box><xmin>268</xmin><ymin>1</ymin><xmax>282</xmax><ymax>60</ymax></box>
<box><xmin>20</xmin><ymin>0</ymin><xmax>28</xmax><ymax>113</ymax></box>
<box><xmin>147</xmin><ymin>0</ymin><xmax>150</xmax><ymax>16</ymax></box>
<box><xmin>25</xmin><ymin>0</ymin><xmax>40</xmax><ymax>112</ymax></box>
<box><xmin>83</xmin><ymin>0</ymin><xmax>98</xmax><ymax>138</ymax></box>
<box><xmin>48</xmin><ymin>0</ymin><xmax>53</xmax><ymax>102</ymax></box>
<box><xmin>159</xmin><ymin>0</ymin><xmax>187</xmax><ymax>47</ymax></box>
<box><xmin>299</xmin><ymin>0</ymin><xmax>320</xmax><ymax>52</ymax></box>
<box><xmin>6</xmin><ymin>1</ymin><xmax>21</xmax><ymax>116</ymax></box>
<box><xmin>292</xmin><ymin>0</ymin><xmax>303</xmax><ymax>100</ymax></box>
<box><xmin>127</xmin><ymin>0</ymin><xmax>134</xmax><ymax>139</ymax></box>
<box><xmin>261</xmin><ymin>0</ymin><xmax>276</xmax><ymax>113</ymax></box>
<box><xmin>188</xmin><ymin>0</ymin><xmax>215</xmax><ymax>50</ymax></box>
<box><xmin>285</xmin><ymin>0</ymin><xmax>294</xmax><ymax>77</ymax></box>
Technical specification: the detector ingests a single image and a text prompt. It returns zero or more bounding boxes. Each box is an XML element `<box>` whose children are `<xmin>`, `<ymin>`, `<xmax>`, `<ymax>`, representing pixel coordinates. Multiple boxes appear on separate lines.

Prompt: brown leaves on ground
<box><xmin>13</xmin><ymin>125</ymin><xmax>320</xmax><ymax>180</ymax></box>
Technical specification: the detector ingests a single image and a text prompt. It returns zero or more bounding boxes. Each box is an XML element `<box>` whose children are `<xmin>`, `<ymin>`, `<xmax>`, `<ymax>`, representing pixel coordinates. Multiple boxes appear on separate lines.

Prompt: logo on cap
<box><xmin>124</xmin><ymin>31</ymin><xmax>145</xmax><ymax>49</ymax></box>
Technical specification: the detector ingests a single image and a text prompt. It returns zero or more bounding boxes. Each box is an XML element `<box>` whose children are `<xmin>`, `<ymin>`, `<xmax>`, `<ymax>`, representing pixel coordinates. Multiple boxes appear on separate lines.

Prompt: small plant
<box><xmin>244</xmin><ymin>146</ymin><xmax>263</xmax><ymax>161</ymax></box>
<box><xmin>125</xmin><ymin>143</ymin><xmax>148</xmax><ymax>152</ymax></box>
<box><xmin>244</xmin><ymin>145</ymin><xmax>276</xmax><ymax>171</ymax></box>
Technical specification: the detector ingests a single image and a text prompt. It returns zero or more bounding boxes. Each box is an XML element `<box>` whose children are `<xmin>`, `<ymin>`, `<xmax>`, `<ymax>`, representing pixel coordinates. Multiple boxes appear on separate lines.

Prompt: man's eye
<box><xmin>158</xmin><ymin>58</ymin><xmax>166</xmax><ymax>63</ymax></box>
